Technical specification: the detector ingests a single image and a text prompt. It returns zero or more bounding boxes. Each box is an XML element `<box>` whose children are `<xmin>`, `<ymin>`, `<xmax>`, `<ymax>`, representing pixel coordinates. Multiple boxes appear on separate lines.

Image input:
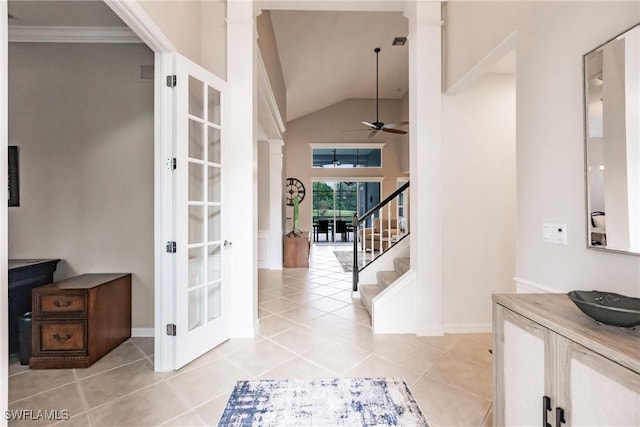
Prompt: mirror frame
<box><xmin>583</xmin><ymin>23</ymin><xmax>640</xmax><ymax>256</ymax></box>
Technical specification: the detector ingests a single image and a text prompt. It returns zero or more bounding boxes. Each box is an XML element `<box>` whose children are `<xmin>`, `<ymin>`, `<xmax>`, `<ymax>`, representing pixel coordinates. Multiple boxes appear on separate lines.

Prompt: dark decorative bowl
<box><xmin>567</xmin><ymin>290</ymin><xmax>640</xmax><ymax>328</ymax></box>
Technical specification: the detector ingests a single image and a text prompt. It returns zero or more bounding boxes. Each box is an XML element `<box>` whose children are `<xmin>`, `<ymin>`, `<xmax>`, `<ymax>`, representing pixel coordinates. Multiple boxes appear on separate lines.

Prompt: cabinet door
<box><xmin>494</xmin><ymin>304</ymin><xmax>556</xmax><ymax>426</ymax></box>
<box><xmin>556</xmin><ymin>337</ymin><xmax>640</xmax><ymax>426</ymax></box>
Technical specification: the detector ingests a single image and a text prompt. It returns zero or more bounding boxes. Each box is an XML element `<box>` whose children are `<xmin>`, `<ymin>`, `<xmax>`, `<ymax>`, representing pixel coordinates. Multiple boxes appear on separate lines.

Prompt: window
<box><xmin>311</xmin><ymin>145</ymin><xmax>383</xmax><ymax>168</ymax></box>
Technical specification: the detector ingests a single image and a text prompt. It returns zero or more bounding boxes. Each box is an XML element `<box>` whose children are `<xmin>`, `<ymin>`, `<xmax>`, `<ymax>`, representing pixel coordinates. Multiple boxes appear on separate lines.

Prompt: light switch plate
<box><xmin>543</xmin><ymin>223</ymin><xmax>568</xmax><ymax>245</ymax></box>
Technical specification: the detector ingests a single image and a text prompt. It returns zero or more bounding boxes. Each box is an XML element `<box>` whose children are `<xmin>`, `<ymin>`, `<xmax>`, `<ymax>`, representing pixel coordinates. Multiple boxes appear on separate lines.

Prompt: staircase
<box><xmin>360</xmin><ymin>256</ymin><xmax>410</xmax><ymax>316</ymax></box>
<box><xmin>351</xmin><ymin>181</ymin><xmax>415</xmax><ymax>333</ymax></box>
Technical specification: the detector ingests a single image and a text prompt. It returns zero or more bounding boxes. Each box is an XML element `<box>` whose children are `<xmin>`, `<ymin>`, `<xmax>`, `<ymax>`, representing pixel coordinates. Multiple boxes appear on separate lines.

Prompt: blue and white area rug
<box><xmin>219</xmin><ymin>377</ymin><xmax>429</xmax><ymax>426</ymax></box>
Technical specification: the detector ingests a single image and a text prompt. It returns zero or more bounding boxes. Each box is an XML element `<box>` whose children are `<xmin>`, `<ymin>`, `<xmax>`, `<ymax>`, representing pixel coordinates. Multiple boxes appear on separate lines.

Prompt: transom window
<box><xmin>310</xmin><ymin>144</ymin><xmax>383</xmax><ymax>168</ymax></box>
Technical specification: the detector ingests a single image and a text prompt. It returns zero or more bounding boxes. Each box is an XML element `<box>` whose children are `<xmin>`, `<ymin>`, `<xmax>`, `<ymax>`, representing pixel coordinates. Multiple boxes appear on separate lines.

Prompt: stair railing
<box><xmin>352</xmin><ymin>181</ymin><xmax>410</xmax><ymax>291</ymax></box>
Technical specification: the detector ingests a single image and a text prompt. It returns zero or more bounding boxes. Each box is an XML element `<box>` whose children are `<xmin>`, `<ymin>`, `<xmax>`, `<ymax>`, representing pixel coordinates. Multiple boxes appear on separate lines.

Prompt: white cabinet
<box><xmin>558</xmin><ymin>338</ymin><xmax>639</xmax><ymax>426</ymax></box>
<box><xmin>493</xmin><ymin>294</ymin><xmax>640</xmax><ymax>427</ymax></box>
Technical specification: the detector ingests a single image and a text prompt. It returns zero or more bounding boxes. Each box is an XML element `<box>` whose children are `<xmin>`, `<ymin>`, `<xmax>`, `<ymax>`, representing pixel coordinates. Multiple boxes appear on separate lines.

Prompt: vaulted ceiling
<box><xmin>269</xmin><ymin>10</ymin><xmax>409</xmax><ymax>122</ymax></box>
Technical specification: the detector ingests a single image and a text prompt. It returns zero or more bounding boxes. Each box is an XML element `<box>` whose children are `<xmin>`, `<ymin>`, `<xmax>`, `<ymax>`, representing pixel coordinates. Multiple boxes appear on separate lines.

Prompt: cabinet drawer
<box><xmin>34</xmin><ymin>291</ymin><xmax>87</xmax><ymax>317</ymax></box>
<box><xmin>35</xmin><ymin>321</ymin><xmax>86</xmax><ymax>352</ymax></box>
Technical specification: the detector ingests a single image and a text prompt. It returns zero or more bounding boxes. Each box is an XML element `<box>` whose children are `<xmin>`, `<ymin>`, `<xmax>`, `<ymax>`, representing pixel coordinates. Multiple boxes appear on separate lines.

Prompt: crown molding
<box><xmin>104</xmin><ymin>0</ymin><xmax>174</xmax><ymax>52</ymax></box>
<box><xmin>8</xmin><ymin>25</ymin><xmax>142</xmax><ymax>43</ymax></box>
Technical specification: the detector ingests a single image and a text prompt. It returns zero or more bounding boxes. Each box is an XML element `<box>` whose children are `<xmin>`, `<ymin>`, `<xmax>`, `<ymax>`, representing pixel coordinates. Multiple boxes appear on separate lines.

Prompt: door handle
<box><xmin>555</xmin><ymin>407</ymin><xmax>566</xmax><ymax>427</ymax></box>
<box><xmin>543</xmin><ymin>396</ymin><xmax>552</xmax><ymax>427</ymax></box>
<box><xmin>223</xmin><ymin>240</ymin><xmax>232</xmax><ymax>248</ymax></box>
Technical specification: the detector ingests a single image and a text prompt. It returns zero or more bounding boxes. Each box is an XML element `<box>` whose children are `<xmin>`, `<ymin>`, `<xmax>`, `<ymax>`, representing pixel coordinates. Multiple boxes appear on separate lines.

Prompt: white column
<box><xmin>268</xmin><ymin>139</ymin><xmax>284</xmax><ymax>270</ymax></box>
<box><xmin>1</xmin><ymin>0</ymin><xmax>8</xmax><ymax>415</ymax></box>
<box><xmin>405</xmin><ymin>1</ymin><xmax>443</xmax><ymax>336</ymax></box>
<box><xmin>226</xmin><ymin>0</ymin><xmax>258</xmax><ymax>337</ymax></box>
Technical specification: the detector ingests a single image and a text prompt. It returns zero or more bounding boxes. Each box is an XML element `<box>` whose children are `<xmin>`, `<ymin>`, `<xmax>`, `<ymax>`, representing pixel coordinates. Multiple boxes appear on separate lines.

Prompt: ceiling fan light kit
<box><xmin>344</xmin><ymin>47</ymin><xmax>409</xmax><ymax>138</ymax></box>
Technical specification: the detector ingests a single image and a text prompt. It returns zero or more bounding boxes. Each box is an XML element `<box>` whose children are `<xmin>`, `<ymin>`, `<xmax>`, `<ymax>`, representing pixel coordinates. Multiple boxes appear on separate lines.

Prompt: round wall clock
<box><xmin>285</xmin><ymin>177</ymin><xmax>306</xmax><ymax>206</ymax></box>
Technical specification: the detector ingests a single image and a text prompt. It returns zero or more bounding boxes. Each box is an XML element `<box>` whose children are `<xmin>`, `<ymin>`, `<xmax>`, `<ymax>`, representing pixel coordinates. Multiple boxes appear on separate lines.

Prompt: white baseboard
<box><xmin>443</xmin><ymin>323</ymin><xmax>492</xmax><ymax>334</ymax></box>
<box><xmin>415</xmin><ymin>327</ymin><xmax>445</xmax><ymax>337</ymax></box>
<box><xmin>513</xmin><ymin>277</ymin><xmax>563</xmax><ymax>294</ymax></box>
<box><xmin>131</xmin><ymin>327</ymin><xmax>154</xmax><ymax>337</ymax></box>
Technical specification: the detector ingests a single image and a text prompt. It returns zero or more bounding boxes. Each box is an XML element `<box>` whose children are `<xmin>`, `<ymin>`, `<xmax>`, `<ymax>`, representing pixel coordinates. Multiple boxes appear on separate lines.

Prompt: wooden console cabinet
<box><xmin>493</xmin><ymin>293</ymin><xmax>639</xmax><ymax>427</ymax></box>
<box><xmin>30</xmin><ymin>273</ymin><xmax>132</xmax><ymax>369</ymax></box>
<box><xmin>283</xmin><ymin>232</ymin><xmax>310</xmax><ymax>268</ymax></box>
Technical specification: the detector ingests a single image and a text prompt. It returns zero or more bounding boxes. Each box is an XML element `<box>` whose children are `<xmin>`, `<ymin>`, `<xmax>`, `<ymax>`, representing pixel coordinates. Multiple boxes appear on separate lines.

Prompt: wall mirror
<box><xmin>584</xmin><ymin>23</ymin><xmax>640</xmax><ymax>255</ymax></box>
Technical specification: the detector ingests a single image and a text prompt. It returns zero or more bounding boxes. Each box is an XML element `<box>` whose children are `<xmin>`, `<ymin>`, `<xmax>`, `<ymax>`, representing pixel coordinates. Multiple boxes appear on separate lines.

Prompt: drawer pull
<box><xmin>555</xmin><ymin>407</ymin><xmax>566</xmax><ymax>427</ymax></box>
<box><xmin>53</xmin><ymin>300</ymin><xmax>72</xmax><ymax>308</ymax></box>
<box><xmin>52</xmin><ymin>333</ymin><xmax>73</xmax><ymax>342</ymax></box>
<box><xmin>543</xmin><ymin>396</ymin><xmax>552</xmax><ymax>427</ymax></box>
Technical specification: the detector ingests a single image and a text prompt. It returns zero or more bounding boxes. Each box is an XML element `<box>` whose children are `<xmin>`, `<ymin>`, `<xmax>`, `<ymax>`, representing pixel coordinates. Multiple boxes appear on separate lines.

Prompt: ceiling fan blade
<box><xmin>382</xmin><ymin>128</ymin><xmax>408</xmax><ymax>135</ymax></box>
<box><xmin>368</xmin><ymin>130</ymin><xmax>378</xmax><ymax>138</ymax></box>
<box><xmin>342</xmin><ymin>129</ymin><xmax>371</xmax><ymax>133</ymax></box>
<box><xmin>361</xmin><ymin>121</ymin><xmax>377</xmax><ymax>129</ymax></box>
<box><xmin>383</xmin><ymin>121</ymin><xmax>409</xmax><ymax>129</ymax></box>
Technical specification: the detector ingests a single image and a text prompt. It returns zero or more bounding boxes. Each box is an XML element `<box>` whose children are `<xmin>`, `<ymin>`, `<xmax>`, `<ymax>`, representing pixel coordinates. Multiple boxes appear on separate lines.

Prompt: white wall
<box><xmin>8</xmin><ymin>43</ymin><xmax>155</xmax><ymax>328</ymax></box>
<box><xmin>442</xmin><ymin>72</ymin><xmax>516</xmax><ymax>329</ymax></box>
<box><xmin>398</xmin><ymin>91</ymin><xmax>409</xmax><ymax>174</ymax></box>
<box><xmin>446</xmin><ymin>1</ymin><xmax>640</xmax><ymax>297</ymax></box>
<box><xmin>284</xmin><ymin>98</ymin><xmax>408</xmax><ymax>233</ymax></box>
<box><xmin>139</xmin><ymin>0</ymin><xmax>227</xmax><ymax>79</ymax></box>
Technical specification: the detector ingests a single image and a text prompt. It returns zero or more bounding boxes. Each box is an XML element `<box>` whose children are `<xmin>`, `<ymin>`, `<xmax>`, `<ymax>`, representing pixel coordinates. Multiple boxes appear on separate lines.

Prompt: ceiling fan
<box><xmin>345</xmin><ymin>47</ymin><xmax>408</xmax><ymax>138</ymax></box>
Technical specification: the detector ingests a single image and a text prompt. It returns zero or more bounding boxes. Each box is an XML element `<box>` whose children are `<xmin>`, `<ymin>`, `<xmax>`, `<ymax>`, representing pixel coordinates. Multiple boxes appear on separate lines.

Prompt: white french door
<box><xmin>174</xmin><ymin>54</ymin><xmax>229</xmax><ymax>368</ymax></box>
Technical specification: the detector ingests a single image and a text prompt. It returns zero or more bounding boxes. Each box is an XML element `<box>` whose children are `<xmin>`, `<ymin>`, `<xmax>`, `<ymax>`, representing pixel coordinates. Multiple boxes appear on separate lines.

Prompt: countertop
<box><xmin>493</xmin><ymin>293</ymin><xmax>640</xmax><ymax>374</ymax></box>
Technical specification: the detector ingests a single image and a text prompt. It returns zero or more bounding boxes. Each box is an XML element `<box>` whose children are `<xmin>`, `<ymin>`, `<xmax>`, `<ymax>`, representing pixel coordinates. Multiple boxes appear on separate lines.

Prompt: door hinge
<box><xmin>166</xmin><ymin>324</ymin><xmax>176</xmax><ymax>336</ymax></box>
<box><xmin>166</xmin><ymin>241</ymin><xmax>177</xmax><ymax>253</ymax></box>
<box><xmin>167</xmin><ymin>158</ymin><xmax>176</xmax><ymax>170</ymax></box>
<box><xmin>166</xmin><ymin>75</ymin><xmax>177</xmax><ymax>88</ymax></box>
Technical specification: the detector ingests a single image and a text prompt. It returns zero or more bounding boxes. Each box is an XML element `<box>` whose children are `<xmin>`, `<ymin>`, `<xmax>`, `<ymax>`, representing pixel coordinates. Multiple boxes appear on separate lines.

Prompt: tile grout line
<box><xmin>7</xmin><ymin>376</ymin><xmax>77</xmax><ymax>406</ymax></box>
<box><xmin>72</xmin><ymin>368</ymin><xmax>95</xmax><ymax>427</ymax></box>
<box><xmin>158</xmin><ymin>371</ymin><xmax>210</xmax><ymax>427</ymax></box>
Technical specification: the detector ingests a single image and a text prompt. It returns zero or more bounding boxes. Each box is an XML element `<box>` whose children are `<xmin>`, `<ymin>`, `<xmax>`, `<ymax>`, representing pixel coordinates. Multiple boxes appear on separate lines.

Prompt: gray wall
<box><xmin>8</xmin><ymin>43</ymin><xmax>154</xmax><ymax>329</ymax></box>
<box><xmin>445</xmin><ymin>1</ymin><xmax>640</xmax><ymax>296</ymax></box>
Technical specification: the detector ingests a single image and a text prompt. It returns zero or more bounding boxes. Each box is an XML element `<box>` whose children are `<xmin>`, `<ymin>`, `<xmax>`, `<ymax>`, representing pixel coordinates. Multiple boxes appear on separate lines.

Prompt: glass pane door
<box><xmin>175</xmin><ymin>54</ymin><xmax>228</xmax><ymax>369</ymax></box>
<box><xmin>186</xmin><ymin>76</ymin><xmax>222</xmax><ymax>331</ymax></box>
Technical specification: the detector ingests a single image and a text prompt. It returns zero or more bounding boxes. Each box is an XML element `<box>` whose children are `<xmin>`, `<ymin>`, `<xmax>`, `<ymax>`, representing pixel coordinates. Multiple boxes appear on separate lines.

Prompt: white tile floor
<box><xmin>8</xmin><ymin>244</ymin><xmax>493</xmax><ymax>426</ymax></box>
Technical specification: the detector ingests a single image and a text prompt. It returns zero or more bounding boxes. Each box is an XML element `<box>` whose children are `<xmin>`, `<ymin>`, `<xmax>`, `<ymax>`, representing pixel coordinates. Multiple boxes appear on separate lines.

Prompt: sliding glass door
<box><xmin>312</xmin><ymin>180</ymin><xmax>380</xmax><ymax>242</ymax></box>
